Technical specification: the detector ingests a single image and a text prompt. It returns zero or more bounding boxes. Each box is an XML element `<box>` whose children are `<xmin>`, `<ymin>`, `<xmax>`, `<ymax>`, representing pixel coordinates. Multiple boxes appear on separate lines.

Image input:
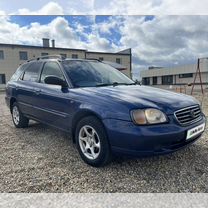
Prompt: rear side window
<box><xmin>10</xmin><ymin>64</ymin><xmax>28</xmax><ymax>81</ymax></box>
<box><xmin>22</xmin><ymin>62</ymin><xmax>42</xmax><ymax>82</ymax></box>
<box><xmin>40</xmin><ymin>62</ymin><xmax>65</xmax><ymax>83</ymax></box>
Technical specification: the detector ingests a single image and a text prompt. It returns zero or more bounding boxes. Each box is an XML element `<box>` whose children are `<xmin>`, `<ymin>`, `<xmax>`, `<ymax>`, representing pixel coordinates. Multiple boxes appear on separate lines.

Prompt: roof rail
<box><xmin>85</xmin><ymin>58</ymin><xmax>102</xmax><ymax>62</ymax></box>
<box><xmin>27</xmin><ymin>55</ymin><xmax>65</xmax><ymax>63</ymax></box>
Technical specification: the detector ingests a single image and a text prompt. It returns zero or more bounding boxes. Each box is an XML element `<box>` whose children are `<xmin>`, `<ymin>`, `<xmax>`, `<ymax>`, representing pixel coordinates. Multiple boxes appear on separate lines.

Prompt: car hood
<box><xmin>79</xmin><ymin>85</ymin><xmax>199</xmax><ymax>114</ymax></box>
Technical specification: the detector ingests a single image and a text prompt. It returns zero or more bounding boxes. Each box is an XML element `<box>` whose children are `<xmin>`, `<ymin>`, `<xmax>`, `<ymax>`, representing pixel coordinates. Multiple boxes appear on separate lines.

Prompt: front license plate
<box><xmin>186</xmin><ymin>123</ymin><xmax>205</xmax><ymax>140</ymax></box>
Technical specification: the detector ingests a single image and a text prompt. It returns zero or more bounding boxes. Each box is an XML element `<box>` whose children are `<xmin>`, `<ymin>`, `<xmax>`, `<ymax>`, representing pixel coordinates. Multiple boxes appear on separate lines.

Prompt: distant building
<box><xmin>0</xmin><ymin>38</ymin><xmax>132</xmax><ymax>87</ymax></box>
<box><xmin>140</xmin><ymin>59</ymin><xmax>208</xmax><ymax>88</ymax></box>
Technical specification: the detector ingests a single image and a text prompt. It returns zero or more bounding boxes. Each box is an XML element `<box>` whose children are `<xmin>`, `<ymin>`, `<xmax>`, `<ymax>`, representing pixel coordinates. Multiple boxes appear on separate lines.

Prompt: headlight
<box><xmin>131</xmin><ymin>108</ymin><xmax>167</xmax><ymax>125</ymax></box>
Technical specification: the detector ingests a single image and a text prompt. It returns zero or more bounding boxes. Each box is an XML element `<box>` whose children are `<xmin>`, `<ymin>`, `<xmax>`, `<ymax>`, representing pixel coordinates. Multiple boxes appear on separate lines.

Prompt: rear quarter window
<box><xmin>22</xmin><ymin>62</ymin><xmax>42</xmax><ymax>82</ymax></box>
<box><xmin>10</xmin><ymin>64</ymin><xmax>28</xmax><ymax>81</ymax></box>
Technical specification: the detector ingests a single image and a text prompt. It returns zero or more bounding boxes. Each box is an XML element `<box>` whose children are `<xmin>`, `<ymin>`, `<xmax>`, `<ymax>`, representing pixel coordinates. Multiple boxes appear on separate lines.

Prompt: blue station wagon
<box><xmin>5</xmin><ymin>55</ymin><xmax>206</xmax><ymax>167</ymax></box>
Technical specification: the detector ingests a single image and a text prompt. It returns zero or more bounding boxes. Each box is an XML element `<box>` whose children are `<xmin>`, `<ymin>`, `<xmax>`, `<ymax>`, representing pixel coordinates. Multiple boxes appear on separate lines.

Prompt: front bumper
<box><xmin>103</xmin><ymin>115</ymin><xmax>206</xmax><ymax>157</ymax></box>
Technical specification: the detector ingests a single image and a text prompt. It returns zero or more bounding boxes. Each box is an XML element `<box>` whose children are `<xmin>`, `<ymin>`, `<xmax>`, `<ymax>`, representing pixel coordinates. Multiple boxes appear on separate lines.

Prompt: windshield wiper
<box><xmin>125</xmin><ymin>80</ymin><xmax>141</xmax><ymax>86</ymax></box>
<box><xmin>96</xmin><ymin>82</ymin><xmax>129</xmax><ymax>87</ymax></box>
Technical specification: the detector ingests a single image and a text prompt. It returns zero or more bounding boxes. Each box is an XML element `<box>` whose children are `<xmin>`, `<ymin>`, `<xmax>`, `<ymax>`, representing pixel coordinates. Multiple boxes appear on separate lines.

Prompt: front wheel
<box><xmin>12</xmin><ymin>102</ymin><xmax>29</xmax><ymax>128</ymax></box>
<box><xmin>75</xmin><ymin>116</ymin><xmax>112</xmax><ymax>167</ymax></box>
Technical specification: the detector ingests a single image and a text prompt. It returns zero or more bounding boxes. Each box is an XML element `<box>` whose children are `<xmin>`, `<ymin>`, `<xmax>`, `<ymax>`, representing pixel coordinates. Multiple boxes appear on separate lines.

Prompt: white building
<box><xmin>0</xmin><ymin>39</ymin><xmax>132</xmax><ymax>88</ymax></box>
<box><xmin>140</xmin><ymin>59</ymin><xmax>208</xmax><ymax>88</ymax></box>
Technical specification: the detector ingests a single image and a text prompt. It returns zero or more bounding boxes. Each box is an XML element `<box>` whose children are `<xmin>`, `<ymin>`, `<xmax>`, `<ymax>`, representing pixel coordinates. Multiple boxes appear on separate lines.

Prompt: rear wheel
<box><xmin>12</xmin><ymin>102</ymin><xmax>29</xmax><ymax>128</ymax></box>
<box><xmin>75</xmin><ymin>116</ymin><xmax>112</xmax><ymax>167</ymax></box>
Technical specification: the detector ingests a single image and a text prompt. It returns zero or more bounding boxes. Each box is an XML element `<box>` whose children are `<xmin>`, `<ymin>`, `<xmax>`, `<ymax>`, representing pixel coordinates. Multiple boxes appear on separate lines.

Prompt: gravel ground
<box><xmin>0</xmin><ymin>92</ymin><xmax>208</xmax><ymax>193</ymax></box>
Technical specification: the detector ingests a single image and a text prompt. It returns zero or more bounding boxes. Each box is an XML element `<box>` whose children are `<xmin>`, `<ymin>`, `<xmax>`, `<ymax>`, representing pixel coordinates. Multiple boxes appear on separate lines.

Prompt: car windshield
<box><xmin>63</xmin><ymin>60</ymin><xmax>135</xmax><ymax>88</ymax></box>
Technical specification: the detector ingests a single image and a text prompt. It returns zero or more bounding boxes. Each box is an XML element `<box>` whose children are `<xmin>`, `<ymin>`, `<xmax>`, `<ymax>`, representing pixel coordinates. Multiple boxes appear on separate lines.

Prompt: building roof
<box><xmin>0</xmin><ymin>43</ymin><xmax>86</xmax><ymax>51</ymax></box>
<box><xmin>0</xmin><ymin>43</ymin><xmax>131</xmax><ymax>56</ymax></box>
<box><xmin>86</xmin><ymin>50</ymin><xmax>131</xmax><ymax>56</ymax></box>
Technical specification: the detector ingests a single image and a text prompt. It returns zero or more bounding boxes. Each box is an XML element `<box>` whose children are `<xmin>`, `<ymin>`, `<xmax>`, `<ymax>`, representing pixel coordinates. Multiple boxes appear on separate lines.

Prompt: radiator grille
<box><xmin>174</xmin><ymin>105</ymin><xmax>202</xmax><ymax>125</ymax></box>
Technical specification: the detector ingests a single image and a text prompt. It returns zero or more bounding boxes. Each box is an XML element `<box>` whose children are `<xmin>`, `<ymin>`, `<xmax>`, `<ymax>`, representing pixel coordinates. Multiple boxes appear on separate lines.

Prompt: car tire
<box><xmin>75</xmin><ymin>116</ymin><xmax>112</xmax><ymax>167</ymax></box>
<box><xmin>12</xmin><ymin>102</ymin><xmax>29</xmax><ymax>128</ymax></box>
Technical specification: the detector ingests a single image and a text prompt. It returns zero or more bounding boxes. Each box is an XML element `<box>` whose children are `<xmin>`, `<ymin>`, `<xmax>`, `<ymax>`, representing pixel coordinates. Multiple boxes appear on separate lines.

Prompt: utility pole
<box><xmin>191</xmin><ymin>58</ymin><xmax>207</xmax><ymax>95</ymax></box>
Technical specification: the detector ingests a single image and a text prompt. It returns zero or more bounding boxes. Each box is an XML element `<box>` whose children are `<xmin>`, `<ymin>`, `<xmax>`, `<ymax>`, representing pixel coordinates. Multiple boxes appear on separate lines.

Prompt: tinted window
<box><xmin>63</xmin><ymin>60</ymin><xmax>134</xmax><ymax>88</ymax></box>
<box><xmin>40</xmin><ymin>62</ymin><xmax>65</xmax><ymax>83</ymax></box>
<box><xmin>10</xmin><ymin>64</ymin><xmax>28</xmax><ymax>81</ymax></box>
<box><xmin>22</xmin><ymin>62</ymin><xmax>42</xmax><ymax>82</ymax></box>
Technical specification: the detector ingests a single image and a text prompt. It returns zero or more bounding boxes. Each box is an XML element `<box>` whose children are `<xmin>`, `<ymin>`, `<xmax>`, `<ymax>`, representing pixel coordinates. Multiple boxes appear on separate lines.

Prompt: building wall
<box><xmin>147</xmin><ymin>73</ymin><xmax>208</xmax><ymax>87</ymax></box>
<box><xmin>0</xmin><ymin>45</ymin><xmax>86</xmax><ymax>84</ymax></box>
<box><xmin>0</xmin><ymin>44</ymin><xmax>132</xmax><ymax>88</ymax></box>
<box><xmin>86</xmin><ymin>52</ymin><xmax>131</xmax><ymax>77</ymax></box>
<box><xmin>141</xmin><ymin>59</ymin><xmax>208</xmax><ymax>87</ymax></box>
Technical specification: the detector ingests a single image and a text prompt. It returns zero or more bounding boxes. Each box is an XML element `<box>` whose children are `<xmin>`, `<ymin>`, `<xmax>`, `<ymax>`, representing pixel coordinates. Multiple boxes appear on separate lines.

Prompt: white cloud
<box><xmin>0</xmin><ymin>15</ymin><xmax>208</xmax><ymax>78</ymax></box>
<box><xmin>96</xmin><ymin>0</ymin><xmax>208</xmax><ymax>15</ymax></box>
<box><xmin>0</xmin><ymin>16</ymin><xmax>115</xmax><ymax>52</ymax></box>
<box><xmin>1</xmin><ymin>0</ymin><xmax>208</xmax><ymax>15</ymax></box>
<box><xmin>0</xmin><ymin>10</ymin><xmax>6</xmax><ymax>15</ymax></box>
<box><xmin>17</xmin><ymin>2</ymin><xmax>64</xmax><ymax>15</ymax></box>
<box><xmin>117</xmin><ymin>16</ymin><xmax>208</xmax><ymax>76</ymax></box>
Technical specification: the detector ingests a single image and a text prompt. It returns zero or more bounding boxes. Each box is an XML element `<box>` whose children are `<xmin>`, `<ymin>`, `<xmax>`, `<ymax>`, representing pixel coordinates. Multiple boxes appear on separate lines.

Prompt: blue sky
<box><xmin>1</xmin><ymin>14</ymin><xmax>208</xmax><ymax>78</ymax></box>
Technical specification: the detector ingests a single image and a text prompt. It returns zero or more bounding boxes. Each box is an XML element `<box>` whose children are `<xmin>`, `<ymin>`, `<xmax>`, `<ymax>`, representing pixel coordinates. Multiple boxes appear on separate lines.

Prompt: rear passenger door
<box><xmin>16</xmin><ymin>62</ymin><xmax>43</xmax><ymax>117</ymax></box>
<box><xmin>33</xmin><ymin>61</ymin><xmax>71</xmax><ymax>131</ymax></box>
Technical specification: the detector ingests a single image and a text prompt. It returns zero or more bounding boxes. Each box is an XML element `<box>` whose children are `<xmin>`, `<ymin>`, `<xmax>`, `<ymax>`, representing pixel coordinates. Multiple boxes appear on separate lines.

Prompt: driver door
<box><xmin>33</xmin><ymin>61</ymin><xmax>72</xmax><ymax>131</ymax></box>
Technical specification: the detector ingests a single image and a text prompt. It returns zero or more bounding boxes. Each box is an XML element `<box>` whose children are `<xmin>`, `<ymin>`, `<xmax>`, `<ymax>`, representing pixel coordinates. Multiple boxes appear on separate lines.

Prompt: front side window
<box><xmin>63</xmin><ymin>60</ymin><xmax>134</xmax><ymax>88</ymax></box>
<box><xmin>40</xmin><ymin>62</ymin><xmax>65</xmax><ymax>83</ymax></box>
<box><xmin>22</xmin><ymin>62</ymin><xmax>42</xmax><ymax>82</ymax></box>
<box><xmin>19</xmin><ymin>51</ymin><xmax>28</xmax><ymax>60</ymax></box>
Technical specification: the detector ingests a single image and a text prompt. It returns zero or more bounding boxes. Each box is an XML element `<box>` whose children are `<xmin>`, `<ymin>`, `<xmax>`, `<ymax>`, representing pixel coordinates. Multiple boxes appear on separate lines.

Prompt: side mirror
<box><xmin>44</xmin><ymin>76</ymin><xmax>68</xmax><ymax>88</ymax></box>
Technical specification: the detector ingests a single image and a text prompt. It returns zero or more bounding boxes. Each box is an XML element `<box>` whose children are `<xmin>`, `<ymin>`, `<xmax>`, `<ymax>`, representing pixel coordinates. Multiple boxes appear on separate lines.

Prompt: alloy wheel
<box><xmin>78</xmin><ymin>125</ymin><xmax>101</xmax><ymax>160</ymax></box>
<box><xmin>12</xmin><ymin>106</ymin><xmax>20</xmax><ymax>125</ymax></box>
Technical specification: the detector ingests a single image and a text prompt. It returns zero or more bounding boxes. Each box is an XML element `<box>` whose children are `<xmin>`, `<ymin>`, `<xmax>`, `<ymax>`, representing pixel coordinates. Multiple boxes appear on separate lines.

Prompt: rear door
<box><xmin>16</xmin><ymin>61</ymin><xmax>43</xmax><ymax>117</ymax></box>
<box><xmin>33</xmin><ymin>61</ymin><xmax>72</xmax><ymax>131</ymax></box>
